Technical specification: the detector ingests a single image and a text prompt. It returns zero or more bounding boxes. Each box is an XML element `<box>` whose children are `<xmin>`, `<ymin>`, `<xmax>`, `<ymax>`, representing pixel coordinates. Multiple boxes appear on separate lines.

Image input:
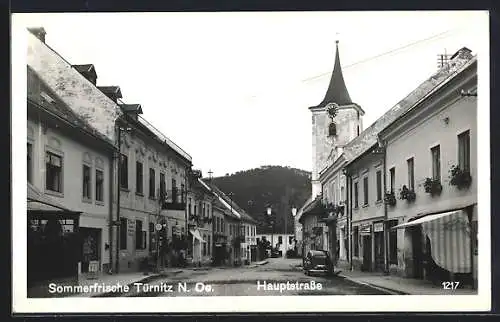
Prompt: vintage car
<box><xmin>303</xmin><ymin>250</ymin><xmax>334</xmax><ymax>276</ymax></box>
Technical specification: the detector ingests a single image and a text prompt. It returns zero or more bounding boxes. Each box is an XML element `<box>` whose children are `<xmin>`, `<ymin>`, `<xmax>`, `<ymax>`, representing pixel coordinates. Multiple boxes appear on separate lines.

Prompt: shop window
<box><xmin>46</xmin><ymin>151</ymin><xmax>63</xmax><ymax>193</ymax></box>
<box><xmin>136</xmin><ymin>220</ymin><xmax>145</xmax><ymax>250</ymax></box>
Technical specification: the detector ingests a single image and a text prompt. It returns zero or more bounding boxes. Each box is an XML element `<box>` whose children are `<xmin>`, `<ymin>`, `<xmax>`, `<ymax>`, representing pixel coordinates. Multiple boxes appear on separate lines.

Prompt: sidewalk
<box><xmin>339</xmin><ymin>270</ymin><xmax>477</xmax><ymax>295</ymax></box>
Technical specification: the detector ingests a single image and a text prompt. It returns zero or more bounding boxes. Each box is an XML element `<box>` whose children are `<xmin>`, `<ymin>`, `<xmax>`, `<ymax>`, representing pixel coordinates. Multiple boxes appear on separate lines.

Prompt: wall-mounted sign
<box><xmin>360</xmin><ymin>224</ymin><xmax>371</xmax><ymax>234</ymax></box>
<box><xmin>127</xmin><ymin>220</ymin><xmax>135</xmax><ymax>237</ymax></box>
<box><xmin>374</xmin><ymin>222</ymin><xmax>384</xmax><ymax>232</ymax></box>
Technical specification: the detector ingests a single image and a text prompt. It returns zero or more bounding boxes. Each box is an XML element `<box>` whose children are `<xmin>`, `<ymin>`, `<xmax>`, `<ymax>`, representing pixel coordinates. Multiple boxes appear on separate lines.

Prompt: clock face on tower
<box><xmin>326</xmin><ymin>103</ymin><xmax>339</xmax><ymax>119</ymax></box>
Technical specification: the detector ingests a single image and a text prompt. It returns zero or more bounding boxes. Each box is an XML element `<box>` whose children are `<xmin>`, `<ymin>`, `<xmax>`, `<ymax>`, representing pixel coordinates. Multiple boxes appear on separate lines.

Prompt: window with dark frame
<box><xmin>376</xmin><ymin>170</ymin><xmax>382</xmax><ymax>201</ymax></box>
<box><xmin>431</xmin><ymin>145</ymin><xmax>441</xmax><ymax>181</ymax></box>
<box><xmin>120</xmin><ymin>154</ymin><xmax>128</xmax><ymax>189</ymax></box>
<box><xmin>407</xmin><ymin>158</ymin><xmax>415</xmax><ymax>190</ymax></box>
<box><xmin>136</xmin><ymin>161</ymin><xmax>143</xmax><ymax>194</ymax></box>
<box><xmin>149</xmin><ymin>168</ymin><xmax>155</xmax><ymax>199</ymax></box>
<box><xmin>208</xmin><ymin>235</ymin><xmax>211</xmax><ymax>255</ymax></box>
<box><xmin>27</xmin><ymin>143</ymin><xmax>33</xmax><ymax>184</ymax></box>
<box><xmin>172</xmin><ymin>178</ymin><xmax>177</xmax><ymax>203</ymax></box>
<box><xmin>46</xmin><ymin>151</ymin><xmax>63</xmax><ymax>193</ymax></box>
<box><xmin>83</xmin><ymin>164</ymin><xmax>91</xmax><ymax>199</ymax></box>
<box><xmin>135</xmin><ymin>220</ymin><xmax>145</xmax><ymax>250</ymax></box>
<box><xmin>354</xmin><ymin>182</ymin><xmax>359</xmax><ymax>208</ymax></box>
<box><xmin>120</xmin><ymin>218</ymin><xmax>127</xmax><ymax>250</ymax></box>
<box><xmin>181</xmin><ymin>183</ymin><xmax>185</xmax><ymax>203</ymax></box>
<box><xmin>95</xmin><ymin>169</ymin><xmax>104</xmax><ymax>202</ymax></box>
<box><xmin>388</xmin><ymin>220</ymin><xmax>398</xmax><ymax>265</ymax></box>
<box><xmin>389</xmin><ymin>167</ymin><xmax>395</xmax><ymax>193</ymax></box>
<box><xmin>160</xmin><ymin>173</ymin><xmax>166</xmax><ymax>198</ymax></box>
<box><xmin>363</xmin><ymin>177</ymin><xmax>369</xmax><ymax>206</ymax></box>
<box><xmin>458</xmin><ymin>130</ymin><xmax>470</xmax><ymax>171</ymax></box>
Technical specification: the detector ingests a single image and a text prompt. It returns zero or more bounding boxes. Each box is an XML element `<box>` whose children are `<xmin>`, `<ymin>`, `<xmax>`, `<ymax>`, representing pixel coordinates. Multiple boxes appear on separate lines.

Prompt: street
<box><xmin>117</xmin><ymin>257</ymin><xmax>390</xmax><ymax>297</ymax></box>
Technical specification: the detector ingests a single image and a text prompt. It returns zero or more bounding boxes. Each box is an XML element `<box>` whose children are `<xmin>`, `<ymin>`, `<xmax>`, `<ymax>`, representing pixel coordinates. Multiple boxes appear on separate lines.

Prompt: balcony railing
<box><xmin>161</xmin><ymin>189</ymin><xmax>186</xmax><ymax>211</ymax></box>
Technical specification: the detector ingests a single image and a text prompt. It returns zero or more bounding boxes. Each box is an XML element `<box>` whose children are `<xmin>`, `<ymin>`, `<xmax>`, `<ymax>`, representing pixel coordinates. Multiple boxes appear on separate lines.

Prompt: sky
<box><xmin>17</xmin><ymin>11</ymin><xmax>488</xmax><ymax>178</ymax></box>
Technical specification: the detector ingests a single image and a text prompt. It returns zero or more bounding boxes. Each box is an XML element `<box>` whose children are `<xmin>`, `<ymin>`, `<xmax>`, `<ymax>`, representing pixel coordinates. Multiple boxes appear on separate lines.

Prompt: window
<box><xmin>203</xmin><ymin>236</ymin><xmax>207</xmax><ymax>256</ymax></box>
<box><xmin>222</xmin><ymin>219</ymin><xmax>225</xmax><ymax>233</ymax></box>
<box><xmin>354</xmin><ymin>182</ymin><xmax>359</xmax><ymax>208</ymax></box>
<box><xmin>363</xmin><ymin>177</ymin><xmax>369</xmax><ymax>206</ymax></box>
<box><xmin>159</xmin><ymin>173</ymin><xmax>166</xmax><ymax>198</ymax></box>
<box><xmin>389</xmin><ymin>167</ymin><xmax>395</xmax><ymax>193</ymax></box>
<box><xmin>95</xmin><ymin>169</ymin><xmax>104</xmax><ymax>202</ymax></box>
<box><xmin>340</xmin><ymin>186</ymin><xmax>345</xmax><ymax>202</ymax></box>
<box><xmin>278</xmin><ymin>236</ymin><xmax>283</xmax><ymax>244</ymax></box>
<box><xmin>172</xmin><ymin>179</ymin><xmax>177</xmax><ymax>202</ymax></box>
<box><xmin>388</xmin><ymin>220</ymin><xmax>398</xmax><ymax>265</ymax></box>
<box><xmin>82</xmin><ymin>164</ymin><xmax>91</xmax><ymax>200</ymax></box>
<box><xmin>135</xmin><ymin>220</ymin><xmax>145</xmax><ymax>250</ymax></box>
<box><xmin>194</xmin><ymin>204</ymin><xmax>197</xmax><ymax>217</ymax></box>
<box><xmin>207</xmin><ymin>235</ymin><xmax>211</xmax><ymax>255</ymax></box>
<box><xmin>353</xmin><ymin>226</ymin><xmax>359</xmax><ymax>257</ymax></box>
<box><xmin>181</xmin><ymin>183</ymin><xmax>185</xmax><ymax>203</ymax></box>
<box><xmin>120</xmin><ymin>154</ymin><xmax>128</xmax><ymax>189</ymax></box>
<box><xmin>120</xmin><ymin>218</ymin><xmax>127</xmax><ymax>250</ymax></box>
<box><xmin>376</xmin><ymin>170</ymin><xmax>382</xmax><ymax>201</ymax></box>
<box><xmin>149</xmin><ymin>168</ymin><xmax>155</xmax><ymax>198</ymax></box>
<box><xmin>202</xmin><ymin>203</ymin><xmax>206</xmax><ymax>217</ymax></box>
<box><xmin>136</xmin><ymin>161</ymin><xmax>143</xmax><ymax>194</ymax></box>
<box><xmin>27</xmin><ymin>143</ymin><xmax>33</xmax><ymax>183</ymax></box>
<box><xmin>407</xmin><ymin>158</ymin><xmax>415</xmax><ymax>190</ymax></box>
<box><xmin>458</xmin><ymin>130</ymin><xmax>470</xmax><ymax>171</ymax></box>
<box><xmin>46</xmin><ymin>151</ymin><xmax>63</xmax><ymax>193</ymax></box>
<box><xmin>289</xmin><ymin>236</ymin><xmax>293</xmax><ymax>244</ymax></box>
<box><xmin>431</xmin><ymin>145</ymin><xmax>441</xmax><ymax>181</ymax></box>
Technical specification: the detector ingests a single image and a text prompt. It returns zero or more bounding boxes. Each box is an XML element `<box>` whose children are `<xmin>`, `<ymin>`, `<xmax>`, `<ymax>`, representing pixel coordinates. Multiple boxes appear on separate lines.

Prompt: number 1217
<box><xmin>442</xmin><ymin>281</ymin><xmax>460</xmax><ymax>290</ymax></box>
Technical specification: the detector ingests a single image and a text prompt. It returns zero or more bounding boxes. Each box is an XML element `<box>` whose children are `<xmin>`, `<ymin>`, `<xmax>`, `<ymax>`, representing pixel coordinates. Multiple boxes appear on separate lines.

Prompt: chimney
<box><xmin>72</xmin><ymin>64</ymin><xmax>98</xmax><ymax>85</ymax></box>
<box><xmin>28</xmin><ymin>27</ymin><xmax>46</xmax><ymax>43</ymax></box>
<box><xmin>98</xmin><ymin>86</ymin><xmax>123</xmax><ymax>103</ymax></box>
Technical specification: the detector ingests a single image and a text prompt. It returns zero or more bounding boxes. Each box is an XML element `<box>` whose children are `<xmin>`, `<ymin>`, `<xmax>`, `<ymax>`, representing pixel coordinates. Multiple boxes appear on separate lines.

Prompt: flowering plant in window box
<box><xmin>449</xmin><ymin>165</ymin><xmax>472</xmax><ymax>189</ymax></box>
<box><xmin>423</xmin><ymin>177</ymin><xmax>443</xmax><ymax>196</ymax></box>
<box><xmin>398</xmin><ymin>185</ymin><xmax>416</xmax><ymax>202</ymax></box>
<box><xmin>384</xmin><ymin>191</ymin><xmax>397</xmax><ymax>206</ymax></box>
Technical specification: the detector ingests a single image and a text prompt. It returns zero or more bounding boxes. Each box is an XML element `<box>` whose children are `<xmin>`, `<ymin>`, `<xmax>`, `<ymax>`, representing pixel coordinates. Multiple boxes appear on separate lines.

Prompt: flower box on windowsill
<box><xmin>423</xmin><ymin>177</ymin><xmax>443</xmax><ymax>196</ymax></box>
<box><xmin>449</xmin><ymin>165</ymin><xmax>472</xmax><ymax>190</ymax></box>
<box><xmin>399</xmin><ymin>185</ymin><xmax>416</xmax><ymax>203</ymax></box>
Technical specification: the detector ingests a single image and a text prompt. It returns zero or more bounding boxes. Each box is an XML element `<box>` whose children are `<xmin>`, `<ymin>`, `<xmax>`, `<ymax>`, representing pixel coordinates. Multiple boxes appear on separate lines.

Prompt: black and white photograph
<box><xmin>12</xmin><ymin>10</ymin><xmax>490</xmax><ymax>313</ymax></box>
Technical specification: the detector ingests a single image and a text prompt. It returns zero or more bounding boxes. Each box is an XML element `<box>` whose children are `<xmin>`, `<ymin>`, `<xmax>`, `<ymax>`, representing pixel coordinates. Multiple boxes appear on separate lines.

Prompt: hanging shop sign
<box><xmin>360</xmin><ymin>224</ymin><xmax>371</xmax><ymax>235</ymax></box>
<box><xmin>374</xmin><ymin>222</ymin><xmax>384</xmax><ymax>232</ymax></box>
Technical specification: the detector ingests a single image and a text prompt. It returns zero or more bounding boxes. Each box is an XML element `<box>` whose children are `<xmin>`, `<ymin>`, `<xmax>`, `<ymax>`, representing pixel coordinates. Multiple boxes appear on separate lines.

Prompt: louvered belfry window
<box><xmin>328</xmin><ymin>122</ymin><xmax>337</xmax><ymax>137</ymax></box>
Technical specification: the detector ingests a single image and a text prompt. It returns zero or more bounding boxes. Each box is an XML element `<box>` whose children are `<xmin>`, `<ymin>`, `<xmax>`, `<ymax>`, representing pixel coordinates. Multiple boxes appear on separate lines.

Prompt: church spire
<box><xmin>310</xmin><ymin>40</ymin><xmax>353</xmax><ymax>108</ymax></box>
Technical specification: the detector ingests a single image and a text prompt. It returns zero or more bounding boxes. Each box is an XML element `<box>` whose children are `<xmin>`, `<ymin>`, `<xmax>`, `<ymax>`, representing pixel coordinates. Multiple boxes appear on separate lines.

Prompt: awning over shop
<box><xmin>27</xmin><ymin>183</ymin><xmax>81</xmax><ymax>215</ymax></box>
<box><xmin>189</xmin><ymin>229</ymin><xmax>206</xmax><ymax>243</ymax></box>
<box><xmin>391</xmin><ymin>210</ymin><xmax>460</xmax><ymax>229</ymax></box>
<box><xmin>393</xmin><ymin>210</ymin><xmax>472</xmax><ymax>273</ymax></box>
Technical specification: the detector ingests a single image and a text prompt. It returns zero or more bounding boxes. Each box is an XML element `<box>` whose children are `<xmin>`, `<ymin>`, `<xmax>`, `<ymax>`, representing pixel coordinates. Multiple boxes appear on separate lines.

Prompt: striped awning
<box><xmin>394</xmin><ymin>210</ymin><xmax>472</xmax><ymax>273</ymax></box>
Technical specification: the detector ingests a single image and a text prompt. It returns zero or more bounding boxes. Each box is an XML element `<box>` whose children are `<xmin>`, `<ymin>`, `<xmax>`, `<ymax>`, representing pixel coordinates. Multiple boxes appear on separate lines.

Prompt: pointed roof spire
<box><xmin>310</xmin><ymin>39</ymin><xmax>353</xmax><ymax>108</ymax></box>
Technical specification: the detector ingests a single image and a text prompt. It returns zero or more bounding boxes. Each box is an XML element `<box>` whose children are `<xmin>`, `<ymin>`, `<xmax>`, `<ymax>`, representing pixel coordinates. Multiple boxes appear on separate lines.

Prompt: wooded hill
<box><xmin>209</xmin><ymin>165</ymin><xmax>311</xmax><ymax>234</ymax></box>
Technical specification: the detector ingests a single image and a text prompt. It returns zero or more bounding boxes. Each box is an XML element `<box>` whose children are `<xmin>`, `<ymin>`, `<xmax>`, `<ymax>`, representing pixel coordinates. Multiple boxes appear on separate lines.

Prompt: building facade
<box><xmin>379</xmin><ymin>51</ymin><xmax>477</xmax><ymax>287</ymax></box>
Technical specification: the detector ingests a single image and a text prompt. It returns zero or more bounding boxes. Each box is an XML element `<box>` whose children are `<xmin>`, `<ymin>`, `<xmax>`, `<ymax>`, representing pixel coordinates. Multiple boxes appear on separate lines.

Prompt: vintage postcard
<box><xmin>11</xmin><ymin>10</ymin><xmax>491</xmax><ymax>313</ymax></box>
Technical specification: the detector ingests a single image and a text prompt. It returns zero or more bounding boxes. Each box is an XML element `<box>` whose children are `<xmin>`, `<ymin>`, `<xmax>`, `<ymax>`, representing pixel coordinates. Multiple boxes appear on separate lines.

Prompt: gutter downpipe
<box><xmin>381</xmin><ymin>140</ymin><xmax>390</xmax><ymax>275</ymax></box>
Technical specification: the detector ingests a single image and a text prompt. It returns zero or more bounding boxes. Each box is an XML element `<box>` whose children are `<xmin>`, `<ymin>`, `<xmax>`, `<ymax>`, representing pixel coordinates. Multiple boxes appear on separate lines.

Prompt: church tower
<box><xmin>310</xmin><ymin>40</ymin><xmax>365</xmax><ymax>199</ymax></box>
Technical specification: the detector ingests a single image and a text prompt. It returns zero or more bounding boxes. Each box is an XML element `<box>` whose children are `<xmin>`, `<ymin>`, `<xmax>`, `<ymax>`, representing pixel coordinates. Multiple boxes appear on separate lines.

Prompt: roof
<box><xmin>27</xmin><ymin>183</ymin><xmax>81</xmax><ymax>214</ymax></box>
<box><xmin>72</xmin><ymin>64</ymin><xmax>97</xmax><ymax>77</ymax></box>
<box><xmin>28</xmin><ymin>66</ymin><xmax>114</xmax><ymax>146</ymax></box>
<box><xmin>98</xmin><ymin>86</ymin><xmax>123</xmax><ymax>99</ymax></box>
<box><xmin>199</xmin><ymin>179</ymin><xmax>258</xmax><ymax>224</ymax></box>
<box><xmin>120</xmin><ymin>103</ymin><xmax>143</xmax><ymax>115</ymax></box>
<box><xmin>342</xmin><ymin>48</ymin><xmax>476</xmax><ymax>166</ymax></box>
<box><xmin>310</xmin><ymin>41</ymin><xmax>353</xmax><ymax>109</ymax></box>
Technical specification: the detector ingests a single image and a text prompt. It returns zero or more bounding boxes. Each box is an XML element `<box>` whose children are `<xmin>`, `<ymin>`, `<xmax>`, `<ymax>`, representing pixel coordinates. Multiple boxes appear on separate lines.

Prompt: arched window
<box><xmin>328</xmin><ymin>122</ymin><xmax>337</xmax><ymax>137</ymax></box>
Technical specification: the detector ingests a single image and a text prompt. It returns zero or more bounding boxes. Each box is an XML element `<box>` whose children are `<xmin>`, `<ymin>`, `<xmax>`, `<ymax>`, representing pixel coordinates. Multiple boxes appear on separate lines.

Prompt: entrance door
<box><xmin>81</xmin><ymin>227</ymin><xmax>100</xmax><ymax>273</ymax></box>
<box><xmin>411</xmin><ymin>225</ymin><xmax>424</xmax><ymax>279</ymax></box>
<box><xmin>374</xmin><ymin>231</ymin><xmax>385</xmax><ymax>271</ymax></box>
<box><xmin>362</xmin><ymin>235</ymin><xmax>372</xmax><ymax>271</ymax></box>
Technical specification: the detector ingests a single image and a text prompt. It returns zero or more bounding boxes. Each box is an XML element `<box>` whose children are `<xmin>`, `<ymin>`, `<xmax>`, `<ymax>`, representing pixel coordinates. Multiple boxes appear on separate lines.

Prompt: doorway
<box><xmin>80</xmin><ymin>227</ymin><xmax>101</xmax><ymax>273</ymax></box>
<box><xmin>362</xmin><ymin>235</ymin><xmax>372</xmax><ymax>271</ymax></box>
<box><xmin>410</xmin><ymin>225</ymin><xmax>424</xmax><ymax>279</ymax></box>
<box><xmin>374</xmin><ymin>231</ymin><xmax>385</xmax><ymax>271</ymax></box>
